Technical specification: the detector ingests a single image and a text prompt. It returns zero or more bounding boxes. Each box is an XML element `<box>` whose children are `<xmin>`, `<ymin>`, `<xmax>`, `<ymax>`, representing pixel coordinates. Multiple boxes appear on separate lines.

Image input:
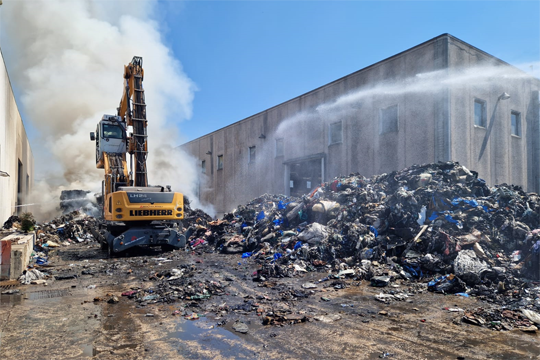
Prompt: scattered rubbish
<box><xmin>31</xmin><ymin>279</ymin><xmax>47</xmax><ymax>285</ymax></box>
<box><xmin>371</xmin><ymin>276</ymin><xmax>391</xmax><ymax>287</ymax></box>
<box><xmin>519</xmin><ymin>325</ymin><xmax>538</xmax><ymax>333</ymax></box>
<box><xmin>521</xmin><ymin>309</ymin><xmax>540</xmax><ymax>325</ymax></box>
<box><xmin>462</xmin><ymin>308</ymin><xmax>538</xmax><ymax>331</ymax></box>
<box><xmin>54</xmin><ymin>274</ymin><xmax>78</xmax><ymax>281</ymax></box>
<box><xmin>8</xmin><ymin>161</ymin><xmax>540</xmax><ymax>339</ymax></box>
<box><xmin>35</xmin><ymin>257</ymin><xmax>48</xmax><ymax>265</ymax></box>
<box><xmin>19</xmin><ymin>269</ymin><xmax>46</xmax><ymax>285</ymax></box>
<box><xmin>454</xmin><ymin>250</ymin><xmax>491</xmax><ymax>286</ymax></box>
<box><xmin>162</xmin><ymin>161</ymin><xmax>540</xmax><ymax>320</ymax></box>
<box><xmin>314</xmin><ymin>314</ymin><xmax>342</xmax><ymax>323</ymax></box>
<box><xmin>375</xmin><ymin>292</ymin><xmax>408</xmax><ymax>303</ymax></box>
<box><xmin>185</xmin><ymin>313</ymin><xmax>199</xmax><ymax>320</ymax></box>
<box><xmin>445</xmin><ymin>308</ymin><xmax>464</xmax><ymax>312</ymax></box>
<box><xmin>337</xmin><ymin>269</ymin><xmax>355</xmax><ymax>277</ymax></box>
<box><xmin>297</xmin><ymin>223</ymin><xmax>329</xmax><ymax>245</ymax></box>
<box><xmin>1</xmin><ymin>289</ymin><xmax>20</xmax><ymax>295</ymax></box>
<box><xmin>302</xmin><ymin>282</ymin><xmax>318</xmax><ymax>289</ymax></box>
<box><xmin>232</xmin><ymin>320</ymin><xmax>249</xmax><ymax>333</ymax></box>
<box><xmin>427</xmin><ymin>274</ymin><xmax>465</xmax><ymax>294</ymax></box>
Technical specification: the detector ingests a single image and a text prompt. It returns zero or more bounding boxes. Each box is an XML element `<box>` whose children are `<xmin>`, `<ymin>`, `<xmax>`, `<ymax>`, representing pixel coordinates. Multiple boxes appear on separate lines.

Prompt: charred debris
<box><xmin>4</xmin><ymin>161</ymin><xmax>540</xmax><ymax>331</ymax></box>
<box><xmin>188</xmin><ymin>161</ymin><xmax>540</xmax><ymax>290</ymax></box>
<box><xmin>177</xmin><ymin>161</ymin><xmax>540</xmax><ymax>330</ymax></box>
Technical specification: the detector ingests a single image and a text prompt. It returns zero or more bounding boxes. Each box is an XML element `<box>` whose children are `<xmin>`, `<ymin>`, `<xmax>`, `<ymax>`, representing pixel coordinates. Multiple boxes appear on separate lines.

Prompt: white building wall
<box><xmin>0</xmin><ymin>48</ymin><xmax>34</xmax><ymax>224</ymax></box>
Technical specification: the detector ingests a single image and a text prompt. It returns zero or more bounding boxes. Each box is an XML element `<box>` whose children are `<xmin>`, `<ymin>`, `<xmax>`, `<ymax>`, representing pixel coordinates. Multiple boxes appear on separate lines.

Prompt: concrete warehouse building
<box><xmin>182</xmin><ymin>34</ymin><xmax>540</xmax><ymax>215</ymax></box>
<box><xmin>0</xmin><ymin>48</ymin><xmax>34</xmax><ymax>224</ymax></box>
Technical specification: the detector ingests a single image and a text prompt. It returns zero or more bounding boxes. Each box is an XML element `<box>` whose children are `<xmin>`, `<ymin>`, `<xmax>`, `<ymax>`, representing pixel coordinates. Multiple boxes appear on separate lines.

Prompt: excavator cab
<box><xmin>90</xmin><ymin>115</ymin><xmax>127</xmax><ymax>168</ymax></box>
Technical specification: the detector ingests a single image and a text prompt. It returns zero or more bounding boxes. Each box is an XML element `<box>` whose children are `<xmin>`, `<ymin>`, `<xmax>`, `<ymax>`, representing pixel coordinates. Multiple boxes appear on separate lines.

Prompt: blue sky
<box><xmin>157</xmin><ymin>1</ymin><xmax>540</xmax><ymax>142</ymax></box>
<box><xmin>3</xmin><ymin>1</ymin><xmax>539</xmax><ymax>146</ymax></box>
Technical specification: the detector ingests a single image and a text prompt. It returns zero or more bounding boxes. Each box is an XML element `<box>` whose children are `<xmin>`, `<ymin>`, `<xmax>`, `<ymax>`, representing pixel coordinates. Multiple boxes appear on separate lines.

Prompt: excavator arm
<box><xmin>117</xmin><ymin>56</ymin><xmax>148</xmax><ymax>187</ymax></box>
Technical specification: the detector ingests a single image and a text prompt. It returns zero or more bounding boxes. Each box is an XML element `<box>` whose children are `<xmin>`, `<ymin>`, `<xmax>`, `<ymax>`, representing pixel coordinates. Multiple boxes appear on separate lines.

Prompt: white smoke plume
<box><xmin>516</xmin><ymin>61</ymin><xmax>540</xmax><ymax>80</ymax></box>
<box><xmin>0</xmin><ymin>0</ymin><xmax>214</xmax><ymax>220</ymax></box>
<box><xmin>276</xmin><ymin>63</ymin><xmax>538</xmax><ymax>137</ymax></box>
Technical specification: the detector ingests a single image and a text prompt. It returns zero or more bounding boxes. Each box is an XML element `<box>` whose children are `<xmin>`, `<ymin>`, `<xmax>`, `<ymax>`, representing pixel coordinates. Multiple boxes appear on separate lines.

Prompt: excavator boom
<box><xmin>117</xmin><ymin>56</ymin><xmax>148</xmax><ymax>187</ymax></box>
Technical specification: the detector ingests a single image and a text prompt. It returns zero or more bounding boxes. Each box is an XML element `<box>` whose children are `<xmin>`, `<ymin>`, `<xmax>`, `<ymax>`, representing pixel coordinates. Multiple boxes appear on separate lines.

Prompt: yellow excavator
<box><xmin>90</xmin><ymin>56</ymin><xmax>186</xmax><ymax>255</ymax></box>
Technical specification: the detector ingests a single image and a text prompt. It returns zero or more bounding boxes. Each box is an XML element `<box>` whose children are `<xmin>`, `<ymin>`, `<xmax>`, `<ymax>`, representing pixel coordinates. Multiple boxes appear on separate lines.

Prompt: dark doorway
<box><xmin>289</xmin><ymin>159</ymin><xmax>322</xmax><ymax>197</ymax></box>
<box><xmin>17</xmin><ymin>160</ymin><xmax>23</xmax><ymax>214</ymax></box>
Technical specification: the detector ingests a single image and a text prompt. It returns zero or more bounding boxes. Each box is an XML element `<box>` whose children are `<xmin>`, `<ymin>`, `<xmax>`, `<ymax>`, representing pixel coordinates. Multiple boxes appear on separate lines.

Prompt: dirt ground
<box><xmin>1</xmin><ymin>244</ymin><xmax>539</xmax><ymax>360</ymax></box>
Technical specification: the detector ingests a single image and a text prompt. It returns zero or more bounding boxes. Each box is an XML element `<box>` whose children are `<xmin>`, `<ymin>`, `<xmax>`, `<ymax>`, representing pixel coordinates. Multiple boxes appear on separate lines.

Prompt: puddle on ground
<box><xmin>0</xmin><ymin>293</ymin><xmax>23</xmax><ymax>306</ymax></box>
<box><xmin>27</xmin><ymin>288</ymin><xmax>70</xmax><ymax>300</ymax></box>
<box><xmin>81</xmin><ymin>344</ymin><xmax>97</xmax><ymax>357</ymax></box>
<box><xmin>170</xmin><ymin>318</ymin><xmax>255</xmax><ymax>359</ymax></box>
<box><xmin>81</xmin><ymin>343</ymin><xmax>137</xmax><ymax>357</ymax></box>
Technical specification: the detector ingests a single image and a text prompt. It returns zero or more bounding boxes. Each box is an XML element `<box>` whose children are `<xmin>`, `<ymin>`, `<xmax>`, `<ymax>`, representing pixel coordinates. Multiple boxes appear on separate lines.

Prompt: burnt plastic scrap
<box><xmin>180</xmin><ymin>161</ymin><xmax>540</xmax><ymax>316</ymax></box>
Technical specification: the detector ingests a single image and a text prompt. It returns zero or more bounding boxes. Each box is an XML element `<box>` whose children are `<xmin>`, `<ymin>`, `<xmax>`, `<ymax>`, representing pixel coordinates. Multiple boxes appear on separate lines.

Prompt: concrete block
<box><xmin>10</xmin><ymin>249</ymin><xmax>23</xmax><ymax>280</ymax></box>
<box><xmin>2</xmin><ymin>232</ymin><xmax>35</xmax><ymax>280</ymax></box>
<box><xmin>0</xmin><ymin>239</ymin><xmax>12</xmax><ymax>280</ymax></box>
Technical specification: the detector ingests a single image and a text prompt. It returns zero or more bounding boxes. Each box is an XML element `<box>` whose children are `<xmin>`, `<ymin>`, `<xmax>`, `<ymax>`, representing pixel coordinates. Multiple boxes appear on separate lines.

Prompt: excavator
<box><xmin>90</xmin><ymin>56</ymin><xmax>187</xmax><ymax>255</ymax></box>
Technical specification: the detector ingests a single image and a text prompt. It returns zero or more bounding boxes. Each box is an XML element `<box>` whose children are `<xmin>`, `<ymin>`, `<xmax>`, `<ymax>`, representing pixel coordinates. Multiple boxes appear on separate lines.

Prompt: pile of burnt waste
<box><xmin>34</xmin><ymin>210</ymin><xmax>102</xmax><ymax>248</ymax></box>
<box><xmin>2</xmin><ymin>210</ymin><xmax>101</xmax><ymax>247</ymax></box>
<box><xmin>182</xmin><ymin>161</ymin><xmax>540</xmax><ymax>324</ymax></box>
<box><xmin>2</xmin><ymin>210</ymin><xmax>103</xmax><ymax>283</ymax></box>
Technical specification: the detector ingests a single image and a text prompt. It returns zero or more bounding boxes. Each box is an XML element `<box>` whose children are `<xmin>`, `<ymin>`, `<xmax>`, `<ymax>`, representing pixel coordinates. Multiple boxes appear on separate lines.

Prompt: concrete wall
<box><xmin>183</xmin><ymin>34</ymin><xmax>540</xmax><ymax>214</ymax></box>
<box><xmin>447</xmin><ymin>37</ymin><xmax>540</xmax><ymax>192</ymax></box>
<box><xmin>0</xmin><ymin>48</ymin><xmax>34</xmax><ymax>224</ymax></box>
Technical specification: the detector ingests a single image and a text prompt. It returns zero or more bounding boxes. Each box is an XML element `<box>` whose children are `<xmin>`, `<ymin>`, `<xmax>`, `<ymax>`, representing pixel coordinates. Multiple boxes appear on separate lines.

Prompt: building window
<box><xmin>511</xmin><ymin>111</ymin><xmax>521</xmax><ymax>137</ymax></box>
<box><xmin>248</xmin><ymin>146</ymin><xmax>256</xmax><ymax>163</ymax></box>
<box><xmin>329</xmin><ymin>121</ymin><xmax>343</xmax><ymax>145</ymax></box>
<box><xmin>474</xmin><ymin>99</ymin><xmax>487</xmax><ymax>127</ymax></box>
<box><xmin>217</xmin><ymin>155</ymin><xmax>223</xmax><ymax>170</ymax></box>
<box><xmin>275</xmin><ymin>138</ymin><xmax>284</xmax><ymax>157</ymax></box>
<box><xmin>379</xmin><ymin>105</ymin><xmax>398</xmax><ymax>134</ymax></box>
<box><xmin>17</xmin><ymin>160</ymin><xmax>23</xmax><ymax>194</ymax></box>
<box><xmin>201</xmin><ymin>160</ymin><xmax>206</xmax><ymax>174</ymax></box>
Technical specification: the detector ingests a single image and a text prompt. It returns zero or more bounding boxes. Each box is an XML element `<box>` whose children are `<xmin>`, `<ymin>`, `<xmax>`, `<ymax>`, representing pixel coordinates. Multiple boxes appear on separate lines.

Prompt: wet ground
<box><xmin>1</xmin><ymin>244</ymin><xmax>540</xmax><ymax>360</ymax></box>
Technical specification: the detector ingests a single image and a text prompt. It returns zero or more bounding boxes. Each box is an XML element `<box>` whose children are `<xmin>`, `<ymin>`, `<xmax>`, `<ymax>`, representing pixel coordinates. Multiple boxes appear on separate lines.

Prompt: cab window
<box><xmin>102</xmin><ymin>124</ymin><xmax>123</xmax><ymax>139</ymax></box>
